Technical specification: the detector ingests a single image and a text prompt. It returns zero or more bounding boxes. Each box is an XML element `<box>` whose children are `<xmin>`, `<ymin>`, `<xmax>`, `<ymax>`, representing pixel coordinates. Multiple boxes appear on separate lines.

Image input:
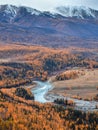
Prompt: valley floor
<box><xmin>49</xmin><ymin>69</ymin><xmax>98</xmax><ymax>100</ymax></box>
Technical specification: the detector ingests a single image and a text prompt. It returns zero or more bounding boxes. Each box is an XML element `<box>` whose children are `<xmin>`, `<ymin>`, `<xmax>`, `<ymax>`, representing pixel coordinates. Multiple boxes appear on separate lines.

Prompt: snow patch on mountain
<box><xmin>25</xmin><ymin>7</ymin><xmax>41</xmax><ymax>15</ymax></box>
<box><xmin>0</xmin><ymin>4</ymin><xmax>98</xmax><ymax>20</ymax></box>
<box><xmin>0</xmin><ymin>4</ymin><xmax>41</xmax><ymax>17</ymax></box>
<box><xmin>53</xmin><ymin>6</ymin><xmax>97</xmax><ymax>19</ymax></box>
<box><xmin>0</xmin><ymin>5</ymin><xmax>18</xmax><ymax>18</ymax></box>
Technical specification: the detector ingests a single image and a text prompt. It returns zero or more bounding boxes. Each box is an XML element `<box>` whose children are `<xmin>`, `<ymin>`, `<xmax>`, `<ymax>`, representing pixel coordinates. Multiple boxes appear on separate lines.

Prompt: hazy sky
<box><xmin>0</xmin><ymin>0</ymin><xmax>98</xmax><ymax>11</ymax></box>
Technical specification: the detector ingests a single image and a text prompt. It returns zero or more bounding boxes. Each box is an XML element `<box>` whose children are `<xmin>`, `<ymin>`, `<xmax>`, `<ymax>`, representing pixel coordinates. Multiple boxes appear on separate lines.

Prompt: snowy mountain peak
<box><xmin>0</xmin><ymin>4</ymin><xmax>98</xmax><ymax>21</ymax></box>
<box><xmin>54</xmin><ymin>6</ymin><xmax>98</xmax><ymax>19</ymax></box>
<box><xmin>24</xmin><ymin>7</ymin><xmax>41</xmax><ymax>15</ymax></box>
<box><xmin>0</xmin><ymin>5</ymin><xmax>42</xmax><ymax>23</ymax></box>
<box><xmin>0</xmin><ymin>4</ymin><xmax>41</xmax><ymax>18</ymax></box>
<box><xmin>0</xmin><ymin>5</ymin><xmax>18</xmax><ymax>16</ymax></box>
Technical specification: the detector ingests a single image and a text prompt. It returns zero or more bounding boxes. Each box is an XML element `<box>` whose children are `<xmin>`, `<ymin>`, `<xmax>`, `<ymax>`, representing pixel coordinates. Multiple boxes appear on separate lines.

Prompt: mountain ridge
<box><xmin>55</xmin><ymin>6</ymin><xmax>98</xmax><ymax>19</ymax></box>
<box><xmin>0</xmin><ymin>4</ymin><xmax>98</xmax><ymax>21</ymax></box>
<box><xmin>0</xmin><ymin>4</ymin><xmax>98</xmax><ymax>48</ymax></box>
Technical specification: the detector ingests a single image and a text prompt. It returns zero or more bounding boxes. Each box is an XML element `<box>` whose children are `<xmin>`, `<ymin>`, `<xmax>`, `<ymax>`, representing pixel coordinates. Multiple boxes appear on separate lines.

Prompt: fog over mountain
<box><xmin>0</xmin><ymin>0</ymin><xmax>98</xmax><ymax>11</ymax></box>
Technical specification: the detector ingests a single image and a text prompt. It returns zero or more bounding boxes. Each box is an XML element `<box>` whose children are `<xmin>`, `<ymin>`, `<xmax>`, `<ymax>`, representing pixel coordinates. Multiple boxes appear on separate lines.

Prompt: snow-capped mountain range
<box><xmin>55</xmin><ymin>6</ymin><xmax>98</xmax><ymax>19</ymax></box>
<box><xmin>0</xmin><ymin>4</ymin><xmax>98</xmax><ymax>48</ymax></box>
<box><xmin>0</xmin><ymin>5</ymin><xmax>42</xmax><ymax>22</ymax></box>
<box><xmin>0</xmin><ymin>4</ymin><xmax>98</xmax><ymax>21</ymax></box>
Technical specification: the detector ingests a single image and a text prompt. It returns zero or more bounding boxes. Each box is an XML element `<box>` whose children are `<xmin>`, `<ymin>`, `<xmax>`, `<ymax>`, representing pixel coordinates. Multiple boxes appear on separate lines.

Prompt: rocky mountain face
<box><xmin>0</xmin><ymin>4</ymin><xmax>98</xmax><ymax>48</ymax></box>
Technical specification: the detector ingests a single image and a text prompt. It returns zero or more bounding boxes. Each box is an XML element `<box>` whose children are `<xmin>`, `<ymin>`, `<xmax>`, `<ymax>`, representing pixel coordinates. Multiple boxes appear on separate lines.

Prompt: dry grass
<box><xmin>50</xmin><ymin>69</ymin><xmax>98</xmax><ymax>99</ymax></box>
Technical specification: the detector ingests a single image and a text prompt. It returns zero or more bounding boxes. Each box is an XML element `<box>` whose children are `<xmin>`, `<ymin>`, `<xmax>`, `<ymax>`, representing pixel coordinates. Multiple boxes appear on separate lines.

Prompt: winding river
<box><xmin>31</xmin><ymin>81</ymin><xmax>53</xmax><ymax>103</ymax></box>
<box><xmin>31</xmin><ymin>81</ymin><xmax>98</xmax><ymax>111</ymax></box>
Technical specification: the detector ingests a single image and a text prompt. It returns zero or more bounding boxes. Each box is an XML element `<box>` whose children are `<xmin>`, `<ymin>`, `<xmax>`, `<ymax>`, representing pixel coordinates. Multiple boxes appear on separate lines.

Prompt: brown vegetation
<box><xmin>94</xmin><ymin>94</ymin><xmax>98</xmax><ymax>101</ymax></box>
<box><xmin>0</xmin><ymin>90</ymin><xmax>98</xmax><ymax>130</ymax></box>
<box><xmin>50</xmin><ymin>69</ymin><xmax>98</xmax><ymax>100</ymax></box>
<box><xmin>0</xmin><ymin>44</ymin><xmax>98</xmax><ymax>129</ymax></box>
<box><xmin>56</xmin><ymin>70</ymin><xmax>85</xmax><ymax>81</ymax></box>
<box><xmin>15</xmin><ymin>87</ymin><xmax>34</xmax><ymax>100</ymax></box>
<box><xmin>0</xmin><ymin>44</ymin><xmax>98</xmax><ymax>88</ymax></box>
<box><xmin>54</xmin><ymin>98</ymin><xmax>75</xmax><ymax>106</ymax></box>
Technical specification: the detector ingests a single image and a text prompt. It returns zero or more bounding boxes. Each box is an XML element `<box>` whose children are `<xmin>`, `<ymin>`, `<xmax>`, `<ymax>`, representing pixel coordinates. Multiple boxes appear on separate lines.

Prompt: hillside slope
<box><xmin>0</xmin><ymin>5</ymin><xmax>98</xmax><ymax>48</ymax></box>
